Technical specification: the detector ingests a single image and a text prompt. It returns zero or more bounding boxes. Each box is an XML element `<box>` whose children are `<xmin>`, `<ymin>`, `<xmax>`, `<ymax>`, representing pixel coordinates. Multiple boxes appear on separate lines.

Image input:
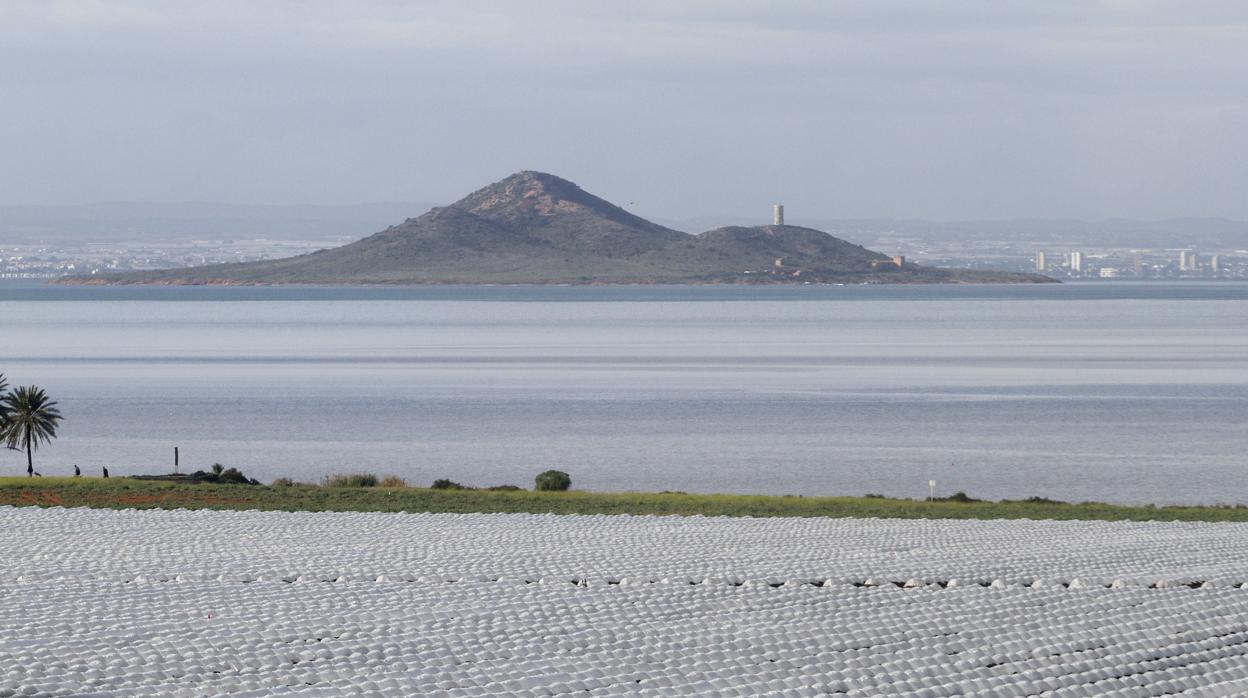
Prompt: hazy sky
<box><xmin>3</xmin><ymin>1</ymin><xmax>1247</xmax><ymax>220</ymax></box>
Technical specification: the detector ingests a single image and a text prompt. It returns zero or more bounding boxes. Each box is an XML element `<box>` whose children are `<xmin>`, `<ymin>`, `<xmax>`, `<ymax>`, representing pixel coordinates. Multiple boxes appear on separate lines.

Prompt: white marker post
<box><xmin>928</xmin><ymin>479</ymin><xmax>936</xmax><ymax>501</ymax></box>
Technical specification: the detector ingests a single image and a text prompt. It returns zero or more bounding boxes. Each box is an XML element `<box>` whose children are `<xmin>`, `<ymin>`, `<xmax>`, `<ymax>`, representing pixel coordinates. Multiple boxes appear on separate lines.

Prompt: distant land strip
<box><xmin>3</xmin><ymin>478</ymin><xmax>1246</xmax><ymax>522</ymax></box>
<box><xmin>1</xmin><ymin>354</ymin><xmax>1235</xmax><ymax>366</ymax></box>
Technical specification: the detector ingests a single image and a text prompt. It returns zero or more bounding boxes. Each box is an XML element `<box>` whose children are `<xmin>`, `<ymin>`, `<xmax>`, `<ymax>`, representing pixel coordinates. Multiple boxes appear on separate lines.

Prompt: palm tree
<box><xmin>0</xmin><ymin>373</ymin><xmax>9</xmax><ymax>451</ymax></box>
<box><xmin>2</xmin><ymin>386</ymin><xmax>62</xmax><ymax>477</ymax></box>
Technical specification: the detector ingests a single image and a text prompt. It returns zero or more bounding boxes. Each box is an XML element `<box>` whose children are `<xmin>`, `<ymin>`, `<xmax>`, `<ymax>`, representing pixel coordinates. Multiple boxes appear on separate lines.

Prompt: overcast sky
<box><xmin>3</xmin><ymin>1</ymin><xmax>1247</xmax><ymax>220</ymax></box>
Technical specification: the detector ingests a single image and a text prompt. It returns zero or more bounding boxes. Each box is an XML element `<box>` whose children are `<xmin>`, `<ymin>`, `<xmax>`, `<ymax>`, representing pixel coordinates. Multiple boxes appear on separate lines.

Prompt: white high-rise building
<box><xmin>773</xmin><ymin>204</ymin><xmax>784</xmax><ymax>226</ymax></box>
<box><xmin>1035</xmin><ymin>251</ymin><xmax>1047</xmax><ymax>272</ymax></box>
<box><xmin>1180</xmin><ymin>250</ymin><xmax>1197</xmax><ymax>271</ymax></box>
<box><xmin>1069</xmin><ymin>251</ymin><xmax>1083</xmax><ymax>272</ymax></box>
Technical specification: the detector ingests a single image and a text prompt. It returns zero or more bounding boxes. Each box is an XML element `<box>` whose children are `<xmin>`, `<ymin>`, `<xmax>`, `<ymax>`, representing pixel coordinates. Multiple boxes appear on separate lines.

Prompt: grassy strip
<box><xmin>1</xmin><ymin>477</ymin><xmax>1246</xmax><ymax>522</ymax></box>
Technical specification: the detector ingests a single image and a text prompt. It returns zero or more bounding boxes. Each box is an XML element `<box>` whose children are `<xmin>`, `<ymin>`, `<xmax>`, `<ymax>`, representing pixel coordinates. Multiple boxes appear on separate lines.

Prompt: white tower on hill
<box><xmin>773</xmin><ymin>204</ymin><xmax>784</xmax><ymax>226</ymax></box>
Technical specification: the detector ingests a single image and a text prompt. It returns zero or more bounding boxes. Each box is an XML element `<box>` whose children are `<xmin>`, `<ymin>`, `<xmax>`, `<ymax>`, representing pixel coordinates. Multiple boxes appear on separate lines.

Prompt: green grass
<box><xmin>2</xmin><ymin>477</ymin><xmax>1248</xmax><ymax>522</ymax></box>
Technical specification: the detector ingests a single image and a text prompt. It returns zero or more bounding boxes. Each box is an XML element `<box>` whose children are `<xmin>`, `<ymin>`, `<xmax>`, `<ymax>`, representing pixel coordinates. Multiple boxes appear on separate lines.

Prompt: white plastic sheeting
<box><xmin>2</xmin><ymin>506</ymin><xmax>1248</xmax><ymax>696</ymax></box>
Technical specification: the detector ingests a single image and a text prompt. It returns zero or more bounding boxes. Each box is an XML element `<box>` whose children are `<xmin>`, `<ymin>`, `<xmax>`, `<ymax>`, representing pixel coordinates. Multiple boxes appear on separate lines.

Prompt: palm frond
<box><xmin>1</xmin><ymin>385</ymin><xmax>62</xmax><ymax>454</ymax></box>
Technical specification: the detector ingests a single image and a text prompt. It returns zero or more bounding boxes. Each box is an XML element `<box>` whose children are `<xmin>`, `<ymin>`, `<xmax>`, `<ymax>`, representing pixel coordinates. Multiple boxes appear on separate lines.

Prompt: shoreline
<box><xmin>4</xmin><ymin>477</ymin><xmax>1247</xmax><ymax>522</ymax></box>
<box><xmin>49</xmin><ymin>274</ymin><xmax>1058</xmax><ymax>287</ymax></box>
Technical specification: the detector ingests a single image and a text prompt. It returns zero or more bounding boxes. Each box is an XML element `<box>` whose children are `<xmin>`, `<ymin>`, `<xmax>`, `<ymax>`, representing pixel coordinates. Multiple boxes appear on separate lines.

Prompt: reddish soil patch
<box><xmin>0</xmin><ymin>488</ymin><xmax>257</xmax><ymax>509</ymax></box>
<box><xmin>100</xmin><ymin>491</ymin><xmax>257</xmax><ymax>508</ymax></box>
<box><xmin>17</xmin><ymin>491</ymin><xmax>64</xmax><ymax>507</ymax></box>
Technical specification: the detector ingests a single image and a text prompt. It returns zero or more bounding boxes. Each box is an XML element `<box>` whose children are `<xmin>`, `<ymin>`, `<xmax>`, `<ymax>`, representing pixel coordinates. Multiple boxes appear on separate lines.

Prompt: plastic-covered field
<box><xmin>3</xmin><ymin>507</ymin><xmax>1248</xmax><ymax>696</ymax></box>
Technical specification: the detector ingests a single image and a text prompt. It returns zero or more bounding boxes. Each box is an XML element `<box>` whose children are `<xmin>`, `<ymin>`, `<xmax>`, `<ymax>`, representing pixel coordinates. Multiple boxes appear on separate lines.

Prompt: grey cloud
<box><xmin>2</xmin><ymin>0</ymin><xmax>1247</xmax><ymax>220</ymax></box>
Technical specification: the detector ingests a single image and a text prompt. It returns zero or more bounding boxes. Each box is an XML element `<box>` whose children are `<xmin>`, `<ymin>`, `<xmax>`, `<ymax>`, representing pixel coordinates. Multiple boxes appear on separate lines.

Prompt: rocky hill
<box><xmin>58</xmin><ymin>171</ymin><xmax>1055</xmax><ymax>285</ymax></box>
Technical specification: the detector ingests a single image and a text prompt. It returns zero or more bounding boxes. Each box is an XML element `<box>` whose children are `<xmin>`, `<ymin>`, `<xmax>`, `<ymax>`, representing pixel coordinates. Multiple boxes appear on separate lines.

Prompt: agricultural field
<box><xmin>3</xmin><ymin>506</ymin><xmax>1248</xmax><ymax>696</ymax></box>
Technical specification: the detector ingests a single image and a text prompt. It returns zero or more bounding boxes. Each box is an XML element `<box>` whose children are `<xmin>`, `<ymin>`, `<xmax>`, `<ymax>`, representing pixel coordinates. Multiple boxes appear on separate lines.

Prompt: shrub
<box><xmin>323</xmin><ymin>473</ymin><xmax>379</xmax><ymax>488</ymax></box>
<box><xmin>271</xmin><ymin>477</ymin><xmax>296</xmax><ymax>487</ymax></box>
<box><xmin>535</xmin><ymin>470</ymin><xmax>571</xmax><ymax>492</ymax></box>
<box><xmin>217</xmin><ymin>467</ymin><xmax>250</xmax><ymax>484</ymax></box>
<box><xmin>431</xmin><ymin>478</ymin><xmax>469</xmax><ymax>490</ymax></box>
<box><xmin>486</xmin><ymin>484</ymin><xmax>522</xmax><ymax>491</ymax></box>
<box><xmin>1018</xmin><ymin>495</ymin><xmax>1065</xmax><ymax>505</ymax></box>
<box><xmin>379</xmin><ymin>476</ymin><xmax>408</xmax><ymax>488</ymax></box>
<box><xmin>937</xmin><ymin>491</ymin><xmax>981</xmax><ymax>504</ymax></box>
<box><xmin>189</xmin><ymin>464</ymin><xmax>256</xmax><ymax>485</ymax></box>
<box><xmin>862</xmin><ymin>493</ymin><xmax>886</xmax><ymax>499</ymax></box>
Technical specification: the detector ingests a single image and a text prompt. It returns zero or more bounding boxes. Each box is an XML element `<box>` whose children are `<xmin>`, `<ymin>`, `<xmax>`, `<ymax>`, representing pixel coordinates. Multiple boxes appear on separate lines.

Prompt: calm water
<box><xmin>3</xmin><ymin>281</ymin><xmax>1246</xmax><ymax>504</ymax></box>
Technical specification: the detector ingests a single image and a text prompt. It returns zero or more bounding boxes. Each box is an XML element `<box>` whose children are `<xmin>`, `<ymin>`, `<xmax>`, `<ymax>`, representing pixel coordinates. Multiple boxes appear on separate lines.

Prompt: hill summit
<box><xmin>59</xmin><ymin>171</ymin><xmax>1054</xmax><ymax>285</ymax></box>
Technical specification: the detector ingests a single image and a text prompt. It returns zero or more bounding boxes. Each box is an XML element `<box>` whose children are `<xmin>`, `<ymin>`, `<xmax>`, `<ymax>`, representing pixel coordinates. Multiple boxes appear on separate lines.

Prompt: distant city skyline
<box><xmin>3</xmin><ymin>2</ymin><xmax>1248</xmax><ymax>220</ymax></box>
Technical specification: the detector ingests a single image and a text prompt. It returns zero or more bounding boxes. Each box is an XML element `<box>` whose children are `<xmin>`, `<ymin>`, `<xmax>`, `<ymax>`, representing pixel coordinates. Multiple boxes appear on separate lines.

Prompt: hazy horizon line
<box><xmin>3</xmin><ymin>200</ymin><xmax>1247</xmax><ymax>227</ymax></box>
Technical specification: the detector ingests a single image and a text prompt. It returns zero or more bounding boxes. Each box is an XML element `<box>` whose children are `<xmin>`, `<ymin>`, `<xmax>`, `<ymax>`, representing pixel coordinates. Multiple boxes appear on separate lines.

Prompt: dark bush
<box><xmin>431</xmin><ymin>478</ymin><xmax>470</xmax><ymax>490</ymax></box>
<box><xmin>187</xmin><ymin>464</ymin><xmax>256</xmax><ymax>485</ymax></box>
<box><xmin>218</xmin><ymin>467</ymin><xmax>250</xmax><ymax>484</ymax></box>
<box><xmin>1018</xmin><ymin>495</ymin><xmax>1065</xmax><ymax>505</ymax></box>
<box><xmin>862</xmin><ymin>493</ymin><xmax>886</xmax><ymax>499</ymax></box>
<box><xmin>271</xmin><ymin>477</ymin><xmax>296</xmax><ymax>487</ymax></box>
<box><xmin>937</xmin><ymin>491</ymin><xmax>982</xmax><ymax>503</ymax></box>
<box><xmin>486</xmin><ymin>484</ymin><xmax>522</xmax><ymax>491</ymax></box>
<box><xmin>535</xmin><ymin>470</ymin><xmax>571</xmax><ymax>491</ymax></box>
<box><xmin>323</xmin><ymin>473</ymin><xmax>379</xmax><ymax>488</ymax></box>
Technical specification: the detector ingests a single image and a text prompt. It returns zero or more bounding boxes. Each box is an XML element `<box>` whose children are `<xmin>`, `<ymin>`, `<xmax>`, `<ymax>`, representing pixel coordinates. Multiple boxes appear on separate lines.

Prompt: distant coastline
<box><xmin>55</xmin><ymin>274</ymin><xmax>1058</xmax><ymax>287</ymax></box>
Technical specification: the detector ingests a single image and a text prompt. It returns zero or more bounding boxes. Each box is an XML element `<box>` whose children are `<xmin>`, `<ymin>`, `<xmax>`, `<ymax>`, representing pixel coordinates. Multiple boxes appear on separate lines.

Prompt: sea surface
<box><xmin>2</xmin><ymin>281</ymin><xmax>1246</xmax><ymax>505</ymax></box>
